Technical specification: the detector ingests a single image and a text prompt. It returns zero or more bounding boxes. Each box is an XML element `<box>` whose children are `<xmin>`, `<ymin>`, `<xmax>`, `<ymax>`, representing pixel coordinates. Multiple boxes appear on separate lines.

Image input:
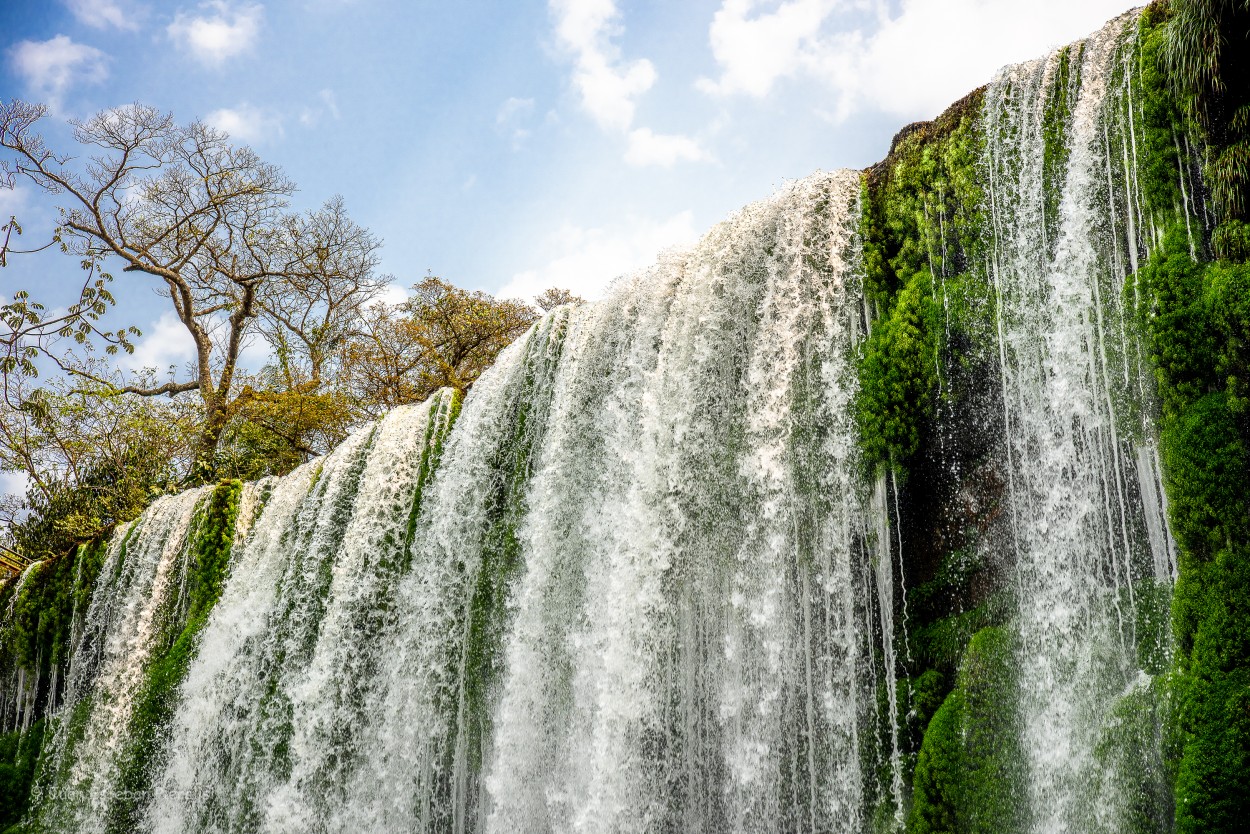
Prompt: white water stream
<box><xmin>982</xmin><ymin>12</ymin><xmax>1175</xmax><ymax>834</ymax></box>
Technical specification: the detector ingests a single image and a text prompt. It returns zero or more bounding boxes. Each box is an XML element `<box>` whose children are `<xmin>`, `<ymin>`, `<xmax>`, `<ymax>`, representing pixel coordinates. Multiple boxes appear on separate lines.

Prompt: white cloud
<box><xmin>496</xmin><ymin>96</ymin><xmax>535</xmax><ymax>125</ymax></box>
<box><xmin>319</xmin><ymin>89</ymin><xmax>339</xmax><ymax>119</ymax></box>
<box><xmin>697</xmin><ymin>0</ymin><xmax>840</xmax><ymax>98</ymax></box>
<box><xmin>64</xmin><ymin>0</ymin><xmax>143</xmax><ymax>31</ymax></box>
<box><xmin>167</xmin><ymin>1</ymin><xmax>263</xmax><ymax>67</ymax></box>
<box><xmin>699</xmin><ymin>0</ymin><xmax>1136</xmax><ymax>120</ymax></box>
<box><xmin>377</xmin><ymin>281</ymin><xmax>410</xmax><ymax>307</ymax></box>
<box><xmin>205</xmin><ymin>103</ymin><xmax>284</xmax><ymax>144</ymax></box>
<box><xmin>550</xmin><ymin>0</ymin><xmax>657</xmax><ymax>133</ymax></box>
<box><xmin>8</xmin><ymin>35</ymin><xmax>108</xmax><ymax>112</ymax></box>
<box><xmin>549</xmin><ymin>0</ymin><xmax>712</xmax><ymax>167</ymax></box>
<box><xmin>0</xmin><ymin>186</ymin><xmax>28</xmax><ymax>224</ymax></box>
<box><xmin>238</xmin><ymin>333</ymin><xmax>274</xmax><ymax>371</ymax></box>
<box><xmin>500</xmin><ymin>211</ymin><xmax>700</xmax><ymax>301</ymax></box>
<box><xmin>625</xmin><ymin>128</ymin><xmax>711</xmax><ymax>167</ymax></box>
<box><xmin>120</xmin><ymin>311</ymin><xmax>196</xmax><ymax>373</ymax></box>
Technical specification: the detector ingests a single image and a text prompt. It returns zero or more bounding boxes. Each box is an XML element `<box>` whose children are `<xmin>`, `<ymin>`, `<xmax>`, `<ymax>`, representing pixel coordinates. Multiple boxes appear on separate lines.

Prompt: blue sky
<box><xmin>2</xmin><ymin>0</ymin><xmax>1136</xmax><ymax>373</ymax></box>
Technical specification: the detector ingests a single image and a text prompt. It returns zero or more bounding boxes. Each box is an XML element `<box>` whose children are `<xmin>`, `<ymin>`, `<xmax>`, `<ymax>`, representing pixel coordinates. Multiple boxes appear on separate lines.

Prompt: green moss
<box><xmin>907</xmin><ymin>627</ymin><xmax>1024</xmax><ymax>834</ymax></box>
<box><xmin>909</xmin><ymin>593</ymin><xmax>1012</xmax><ymax>675</ymax></box>
<box><xmin>461</xmin><ymin>316</ymin><xmax>569</xmax><ymax>776</ymax></box>
<box><xmin>1169</xmin><ymin>667</ymin><xmax>1250</xmax><ymax>834</ymax></box>
<box><xmin>104</xmin><ymin>479</ymin><xmax>244</xmax><ymax>833</ymax></box>
<box><xmin>1134</xmin><ymin>579</ymin><xmax>1175</xmax><ymax>676</ymax></box>
<box><xmin>857</xmin><ymin>270</ymin><xmax>941</xmax><ymax>471</ymax></box>
<box><xmin>856</xmin><ymin>91</ymin><xmax>994</xmax><ymax>478</ymax></box>
<box><xmin>908</xmin><ymin>685</ymin><xmax>962</xmax><ymax>834</ymax></box>
<box><xmin>1094</xmin><ymin>678</ymin><xmax>1174</xmax><ymax>834</ymax></box>
<box><xmin>1042</xmin><ymin>45</ymin><xmax>1079</xmax><ymax>254</ymax></box>
<box><xmin>1131</xmin><ymin>107</ymin><xmax>1250</xmax><ymax>824</ymax></box>
<box><xmin>1135</xmin><ymin>6</ymin><xmax>1191</xmax><ymax>225</ymax></box>
<box><xmin>0</xmin><ymin>721</ymin><xmax>44</xmax><ymax>830</ymax></box>
<box><xmin>404</xmin><ymin>388</ymin><xmax>462</xmax><ymax>560</ymax></box>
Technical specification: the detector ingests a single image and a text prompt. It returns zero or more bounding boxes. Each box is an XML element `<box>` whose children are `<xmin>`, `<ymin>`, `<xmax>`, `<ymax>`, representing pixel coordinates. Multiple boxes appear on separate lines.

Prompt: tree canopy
<box><xmin>0</xmin><ymin>99</ymin><xmax>581</xmax><ymax>566</ymax></box>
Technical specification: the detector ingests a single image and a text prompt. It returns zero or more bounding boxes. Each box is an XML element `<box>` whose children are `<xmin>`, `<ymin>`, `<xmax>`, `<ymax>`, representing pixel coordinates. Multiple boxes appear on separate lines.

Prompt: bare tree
<box><xmin>255</xmin><ymin>195</ymin><xmax>388</xmax><ymax>389</ymax></box>
<box><xmin>0</xmin><ymin>100</ymin><xmax>382</xmax><ymax>475</ymax></box>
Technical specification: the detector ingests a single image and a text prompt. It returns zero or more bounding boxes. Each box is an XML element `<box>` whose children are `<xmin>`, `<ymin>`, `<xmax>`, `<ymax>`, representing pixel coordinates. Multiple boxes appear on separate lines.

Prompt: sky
<box><xmin>0</xmin><ymin>0</ymin><xmax>1138</xmax><ymax>378</ymax></box>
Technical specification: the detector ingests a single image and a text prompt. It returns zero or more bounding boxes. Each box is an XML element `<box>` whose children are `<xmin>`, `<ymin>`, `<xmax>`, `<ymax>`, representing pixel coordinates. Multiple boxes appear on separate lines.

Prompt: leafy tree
<box><xmin>0</xmin><ymin>369</ymin><xmax>198</xmax><ymax>561</ymax></box>
<box><xmin>345</xmin><ymin>276</ymin><xmax>539</xmax><ymax>413</ymax></box>
<box><xmin>0</xmin><ymin>215</ymin><xmax>136</xmax><ymax>405</ymax></box>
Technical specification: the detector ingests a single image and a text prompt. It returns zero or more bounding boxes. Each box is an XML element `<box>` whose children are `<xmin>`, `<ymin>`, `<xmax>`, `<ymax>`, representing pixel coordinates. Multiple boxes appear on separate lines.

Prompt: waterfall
<box><xmin>35</xmin><ymin>488</ymin><xmax>209</xmax><ymax>833</ymax></box>
<box><xmin>982</xmin><ymin>12</ymin><xmax>1174</xmax><ymax>834</ymax></box>
<box><xmin>0</xmin><ymin>7</ymin><xmax>1211</xmax><ymax>831</ymax></box>
<box><xmin>26</xmin><ymin>169</ymin><xmax>884</xmax><ymax>834</ymax></box>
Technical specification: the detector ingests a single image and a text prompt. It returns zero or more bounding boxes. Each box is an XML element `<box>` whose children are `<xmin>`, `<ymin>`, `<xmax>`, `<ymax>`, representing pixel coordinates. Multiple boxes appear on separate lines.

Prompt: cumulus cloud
<box><xmin>549</xmin><ymin>0</ymin><xmax>657</xmax><ymax>132</ymax></box>
<box><xmin>167</xmin><ymin>1</ymin><xmax>263</xmax><ymax>66</ymax></box>
<box><xmin>8</xmin><ymin>35</ymin><xmax>108</xmax><ymax>112</ymax></box>
<box><xmin>64</xmin><ymin>0</ymin><xmax>143</xmax><ymax>31</ymax></box>
<box><xmin>548</xmin><ymin>0</ymin><xmax>709</xmax><ymax>167</ymax></box>
<box><xmin>500</xmin><ymin>211</ymin><xmax>700</xmax><ymax>301</ymax></box>
<box><xmin>698</xmin><ymin>0</ymin><xmax>1135</xmax><ymax>120</ymax></box>
<box><xmin>625</xmin><ymin>128</ymin><xmax>712</xmax><ymax>167</ymax></box>
<box><xmin>697</xmin><ymin>0</ymin><xmax>841</xmax><ymax>98</ymax></box>
<box><xmin>377</xmin><ymin>281</ymin><xmax>411</xmax><ymax>307</ymax></box>
<box><xmin>205</xmin><ymin>103</ymin><xmax>283</xmax><ymax>144</ymax></box>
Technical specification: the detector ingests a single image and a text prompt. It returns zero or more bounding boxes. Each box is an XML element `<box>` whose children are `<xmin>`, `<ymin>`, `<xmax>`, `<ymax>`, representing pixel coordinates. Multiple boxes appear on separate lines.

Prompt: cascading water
<box><xmin>0</xmin><ymin>7</ymin><xmax>1213</xmax><ymax>832</ymax></box>
<box><xmin>982</xmin><ymin>11</ymin><xmax>1176</xmax><ymax>834</ymax></box>
<box><xmin>13</xmin><ymin>169</ymin><xmax>897</xmax><ymax>834</ymax></box>
<box><xmin>35</xmin><ymin>487</ymin><xmax>211</xmax><ymax>832</ymax></box>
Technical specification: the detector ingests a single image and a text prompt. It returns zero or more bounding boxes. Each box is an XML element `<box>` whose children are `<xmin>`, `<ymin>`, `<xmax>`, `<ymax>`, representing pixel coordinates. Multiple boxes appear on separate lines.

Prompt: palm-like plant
<box><xmin>1164</xmin><ymin>0</ymin><xmax>1250</xmax><ymax>221</ymax></box>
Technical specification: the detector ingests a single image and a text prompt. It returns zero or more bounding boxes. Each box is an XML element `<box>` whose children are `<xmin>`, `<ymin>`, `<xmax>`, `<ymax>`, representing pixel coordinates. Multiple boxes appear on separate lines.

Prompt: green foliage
<box><xmin>1135</xmin><ymin>5</ymin><xmax>1190</xmax><ymax>223</ymax></box>
<box><xmin>909</xmin><ymin>593</ymin><xmax>1012</xmax><ymax>676</ymax></box>
<box><xmin>0</xmin><ymin>539</ymin><xmax>107</xmax><ymax>685</ymax></box>
<box><xmin>0</xmin><ymin>721</ymin><xmax>44</xmax><ymax>831</ymax></box>
<box><xmin>907</xmin><ymin>627</ymin><xmax>1024</xmax><ymax>834</ymax></box>
<box><xmin>908</xmin><ymin>689</ymin><xmax>962</xmax><ymax>834</ymax></box>
<box><xmin>1135</xmin><ymin>208</ymin><xmax>1250</xmax><ymax>832</ymax></box>
<box><xmin>1161</xmin><ymin>392</ymin><xmax>1248</xmax><ymax>570</ymax></box>
<box><xmin>1042</xmin><ymin>45</ymin><xmax>1080</xmax><ymax>251</ymax></box>
<box><xmin>1136</xmin><ymin>228</ymin><xmax>1224</xmax><ymax>413</ymax></box>
<box><xmin>1169</xmin><ymin>667</ymin><xmax>1250</xmax><ymax>833</ymax></box>
<box><xmin>2</xmin><ymin>381</ymin><xmax>199</xmax><ymax>562</ymax></box>
<box><xmin>857</xmin><ymin>271</ymin><xmax>941</xmax><ymax>470</ymax></box>
<box><xmin>1135</xmin><ymin>579</ymin><xmax>1176</xmax><ymax>676</ymax></box>
<box><xmin>1094</xmin><ymin>678</ymin><xmax>1174</xmax><ymax>834</ymax></box>
<box><xmin>0</xmin><ymin>539</ymin><xmax>106</xmax><ymax>829</ymax></box>
<box><xmin>345</xmin><ymin>276</ymin><xmax>540</xmax><ymax>415</ymax></box>
<box><xmin>214</xmin><ymin>383</ymin><xmax>359</xmax><ymax>482</ymax></box>
<box><xmin>856</xmin><ymin>92</ymin><xmax>994</xmax><ymax>477</ymax></box>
